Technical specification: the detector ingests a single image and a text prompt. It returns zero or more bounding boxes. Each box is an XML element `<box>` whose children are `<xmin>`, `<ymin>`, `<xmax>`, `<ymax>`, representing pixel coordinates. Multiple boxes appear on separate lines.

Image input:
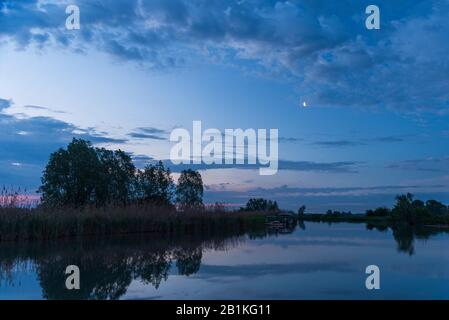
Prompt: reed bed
<box><xmin>0</xmin><ymin>204</ymin><xmax>268</xmax><ymax>242</ymax></box>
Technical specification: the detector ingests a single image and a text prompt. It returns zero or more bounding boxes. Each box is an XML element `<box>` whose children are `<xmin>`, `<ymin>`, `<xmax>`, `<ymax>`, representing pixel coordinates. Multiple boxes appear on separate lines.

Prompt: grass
<box><xmin>0</xmin><ymin>204</ymin><xmax>268</xmax><ymax>242</ymax></box>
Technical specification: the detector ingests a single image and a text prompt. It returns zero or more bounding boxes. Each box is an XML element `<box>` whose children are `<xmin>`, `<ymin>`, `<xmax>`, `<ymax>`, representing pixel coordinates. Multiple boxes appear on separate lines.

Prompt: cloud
<box><xmin>24</xmin><ymin>105</ymin><xmax>67</xmax><ymax>114</ymax></box>
<box><xmin>128</xmin><ymin>127</ymin><xmax>168</xmax><ymax>140</ymax></box>
<box><xmin>130</xmin><ymin>154</ymin><xmax>154</xmax><ymax>168</ymax></box>
<box><xmin>368</xmin><ymin>135</ymin><xmax>408</xmax><ymax>143</ymax></box>
<box><xmin>0</xmin><ymin>98</ymin><xmax>11</xmax><ymax>111</ymax></box>
<box><xmin>312</xmin><ymin>140</ymin><xmax>364</xmax><ymax>148</ymax></box>
<box><xmin>279</xmin><ymin>136</ymin><xmax>303</xmax><ymax>143</ymax></box>
<box><xmin>386</xmin><ymin>157</ymin><xmax>449</xmax><ymax>173</ymax></box>
<box><xmin>156</xmin><ymin>159</ymin><xmax>360</xmax><ymax>173</ymax></box>
<box><xmin>310</xmin><ymin>134</ymin><xmax>414</xmax><ymax>148</ymax></box>
<box><xmin>0</xmin><ymin>98</ymin><xmax>128</xmax><ymax>188</ymax></box>
<box><xmin>1</xmin><ymin>0</ymin><xmax>448</xmax><ymax>113</ymax></box>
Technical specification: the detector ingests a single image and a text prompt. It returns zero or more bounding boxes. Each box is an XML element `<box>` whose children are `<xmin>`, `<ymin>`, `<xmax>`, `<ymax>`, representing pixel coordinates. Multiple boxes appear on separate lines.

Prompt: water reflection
<box><xmin>0</xmin><ymin>222</ymin><xmax>448</xmax><ymax>299</ymax></box>
<box><xmin>0</xmin><ymin>233</ymin><xmax>247</xmax><ymax>299</ymax></box>
<box><xmin>366</xmin><ymin>223</ymin><xmax>449</xmax><ymax>256</ymax></box>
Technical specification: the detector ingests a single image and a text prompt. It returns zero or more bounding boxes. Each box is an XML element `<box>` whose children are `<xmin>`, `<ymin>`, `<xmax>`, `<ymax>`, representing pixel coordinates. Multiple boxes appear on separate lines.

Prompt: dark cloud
<box><xmin>128</xmin><ymin>127</ymin><xmax>168</xmax><ymax>140</ymax></box>
<box><xmin>24</xmin><ymin>105</ymin><xmax>67</xmax><ymax>114</ymax></box>
<box><xmin>386</xmin><ymin>157</ymin><xmax>449</xmax><ymax>173</ymax></box>
<box><xmin>1</xmin><ymin>0</ymin><xmax>448</xmax><ymax>113</ymax></box>
<box><xmin>310</xmin><ymin>134</ymin><xmax>414</xmax><ymax>148</ymax></box>
<box><xmin>0</xmin><ymin>99</ymin><xmax>127</xmax><ymax>188</ymax></box>
<box><xmin>312</xmin><ymin>140</ymin><xmax>364</xmax><ymax>148</ymax></box>
<box><xmin>160</xmin><ymin>159</ymin><xmax>360</xmax><ymax>173</ymax></box>
<box><xmin>0</xmin><ymin>98</ymin><xmax>11</xmax><ymax>111</ymax></box>
<box><xmin>279</xmin><ymin>136</ymin><xmax>303</xmax><ymax>143</ymax></box>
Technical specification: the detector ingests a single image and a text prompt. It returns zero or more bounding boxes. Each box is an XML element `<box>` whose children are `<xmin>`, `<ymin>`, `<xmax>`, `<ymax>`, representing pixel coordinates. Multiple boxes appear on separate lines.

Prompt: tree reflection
<box><xmin>1</xmin><ymin>222</ymin><xmax>448</xmax><ymax>299</ymax></box>
<box><xmin>174</xmin><ymin>247</ymin><xmax>202</xmax><ymax>276</ymax></box>
<box><xmin>0</xmin><ymin>233</ymin><xmax>245</xmax><ymax>300</ymax></box>
<box><xmin>366</xmin><ymin>223</ymin><xmax>449</xmax><ymax>256</ymax></box>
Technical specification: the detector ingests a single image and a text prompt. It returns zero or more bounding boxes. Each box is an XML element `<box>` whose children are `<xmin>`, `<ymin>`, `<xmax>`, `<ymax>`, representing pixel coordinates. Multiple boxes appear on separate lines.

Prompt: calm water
<box><xmin>1</xmin><ymin>222</ymin><xmax>448</xmax><ymax>300</ymax></box>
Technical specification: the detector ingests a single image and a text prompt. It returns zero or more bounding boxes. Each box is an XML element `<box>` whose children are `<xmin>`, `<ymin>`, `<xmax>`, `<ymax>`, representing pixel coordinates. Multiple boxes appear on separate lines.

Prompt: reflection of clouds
<box><xmin>195</xmin><ymin>261</ymin><xmax>357</xmax><ymax>280</ymax></box>
<box><xmin>2</xmin><ymin>223</ymin><xmax>449</xmax><ymax>299</ymax></box>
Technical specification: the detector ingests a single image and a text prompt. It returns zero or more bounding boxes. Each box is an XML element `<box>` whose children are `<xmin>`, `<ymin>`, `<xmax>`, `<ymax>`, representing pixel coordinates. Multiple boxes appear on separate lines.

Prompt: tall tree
<box><xmin>176</xmin><ymin>169</ymin><xmax>204</xmax><ymax>210</ymax></box>
<box><xmin>97</xmin><ymin>148</ymin><xmax>136</xmax><ymax>205</ymax></box>
<box><xmin>136</xmin><ymin>161</ymin><xmax>174</xmax><ymax>206</ymax></box>
<box><xmin>39</xmin><ymin>139</ymin><xmax>101</xmax><ymax>207</ymax></box>
<box><xmin>39</xmin><ymin>139</ymin><xmax>136</xmax><ymax>207</ymax></box>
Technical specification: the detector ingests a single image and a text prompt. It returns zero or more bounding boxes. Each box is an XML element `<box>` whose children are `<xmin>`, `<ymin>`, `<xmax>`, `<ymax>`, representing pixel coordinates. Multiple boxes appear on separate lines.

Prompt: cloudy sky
<box><xmin>1</xmin><ymin>0</ymin><xmax>449</xmax><ymax>212</ymax></box>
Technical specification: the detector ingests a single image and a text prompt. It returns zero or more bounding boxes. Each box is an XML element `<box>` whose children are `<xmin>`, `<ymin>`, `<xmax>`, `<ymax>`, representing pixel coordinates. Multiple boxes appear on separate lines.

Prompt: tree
<box><xmin>392</xmin><ymin>193</ymin><xmax>414</xmax><ymax>222</ymax></box>
<box><xmin>136</xmin><ymin>161</ymin><xmax>174</xmax><ymax>206</ymax></box>
<box><xmin>176</xmin><ymin>169</ymin><xmax>204</xmax><ymax>210</ymax></box>
<box><xmin>39</xmin><ymin>139</ymin><xmax>102</xmax><ymax>207</ymax></box>
<box><xmin>39</xmin><ymin>139</ymin><xmax>136</xmax><ymax>207</ymax></box>
<box><xmin>425</xmin><ymin>200</ymin><xmax>448</xmax><ymax>215</ymax></box>
<box><xmin>244</xmin><ymin>198</ymin><xmax>279</xmax><ymax>212</ymax></box>
<box><xmin>96</xmin><ymin>148</ymin><xmax>136</xmax><ymax>205</ymax></box>
<box><xmin>366</xmin><ymin>207</ymin><xmax>390</xmax><ymax>217</ymax></box>
<box><xmin>297</xmin><ymin>205</ymin><xmax>306</xmax><ymax>215</ymax></box>
<box><xmin>392</xmin><ymin>193</ymin><xmax>433</xmax><ymax>224</ymax></box>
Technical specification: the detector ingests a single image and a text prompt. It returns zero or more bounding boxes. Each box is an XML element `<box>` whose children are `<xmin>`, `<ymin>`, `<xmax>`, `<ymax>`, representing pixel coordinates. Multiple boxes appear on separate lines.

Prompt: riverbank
<box><xmin>0</xmin><ymin>205</ymin><xmax>268</xmax><ymax>242</ymax></box>
<box><xmin>299</xmin><ymin>213</ymin><xmax>449</xmax><ymax>227</ymax></box>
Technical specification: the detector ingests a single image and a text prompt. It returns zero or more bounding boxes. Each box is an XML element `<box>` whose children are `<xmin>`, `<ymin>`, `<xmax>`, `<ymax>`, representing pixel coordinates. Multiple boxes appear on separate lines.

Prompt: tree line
<box><xmin>366</xmin><ymin>193</ymin><xmax>449</xmax><ymax>224</ymax></box>
<box><xmin>39</xmin><ymin>139</ymin><xmax>204</xmax><ymax>210</ymax></box>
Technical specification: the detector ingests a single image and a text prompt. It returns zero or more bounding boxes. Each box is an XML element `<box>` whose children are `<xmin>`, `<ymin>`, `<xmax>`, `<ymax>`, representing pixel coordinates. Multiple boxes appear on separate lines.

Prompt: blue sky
<box><xmin>1</xmin><ymin>0</ymin><xmax>449</xmax><ymax>212</ymax></box>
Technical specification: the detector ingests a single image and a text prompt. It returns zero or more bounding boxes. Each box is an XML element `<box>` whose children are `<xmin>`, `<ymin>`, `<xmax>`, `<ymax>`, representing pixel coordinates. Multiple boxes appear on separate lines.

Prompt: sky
<box><xmin>1</xmin><ymin>0</ymin><xmax>449</xmax><ymax>212</ymax></box>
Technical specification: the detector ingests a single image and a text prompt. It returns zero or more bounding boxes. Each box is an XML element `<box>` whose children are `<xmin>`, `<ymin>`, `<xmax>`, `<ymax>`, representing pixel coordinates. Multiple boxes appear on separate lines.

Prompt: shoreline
<box><xmin>299</xmin><ymin>214</ymin><xmax>449</xmax><ymax>228</ymax></box>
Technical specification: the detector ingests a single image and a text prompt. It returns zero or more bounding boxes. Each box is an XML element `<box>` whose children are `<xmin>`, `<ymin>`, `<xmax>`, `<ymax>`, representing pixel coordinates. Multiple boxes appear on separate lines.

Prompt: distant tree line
<box><xmin>39</xmin><ymin>139</ymin><xmax>204</xmax><ymax>210</ymax></box>
<box><xmin>367</xmin><ymin>193</ymin><xmax>449</xmax><ymax>224</ymax></box>
<box><xmin>240</xmin><ymin>198</ymin><xmax>280</xmax><ymax>212</ymax></box>
<box><xmin>321</xmin><ymin>192</ymin><xmax>449</xmax><ymax>224</ymax></box>
<box><xmin>325</xmin><ymin>209</ymin><xmax>352</xmax><ymax>216</ymax></box>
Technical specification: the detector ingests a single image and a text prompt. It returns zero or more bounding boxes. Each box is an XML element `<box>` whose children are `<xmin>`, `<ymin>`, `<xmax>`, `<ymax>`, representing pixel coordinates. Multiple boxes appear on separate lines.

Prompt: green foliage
<box><xmin>175</xmin><ymin>169</ymin><xmax>204</xmax><ymax>210</ymax></box>
<box><xmin>297</xmin><ymin>205</ymin><xmax>306</xmax><ymax>215</ymax></box>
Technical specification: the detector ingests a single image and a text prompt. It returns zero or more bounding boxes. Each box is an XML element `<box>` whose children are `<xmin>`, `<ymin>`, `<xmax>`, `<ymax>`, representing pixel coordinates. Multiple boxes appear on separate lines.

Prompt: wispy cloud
<box><xmin>386</xmin><ymin>157</ymin><xmax>449</xmax><ymax>173</ymax></box>
<box><xmin>128</xmin><ymin>127</ymin><xmax>168</xmax><ymax>140</ymax></box>
<box><xmin>312</xmin><ymin>140</ymin><xmax>364</xmax><ymax>148</ymax></box>
<box><xmin>150</xmin><ymin>159</ymin><xmax>361</xmax><ymax>174</ymax></box>
<box><xmin>279</xmin><ymin>136</ymin><xmax>303</xmax><ymax>143</ymax></box>
<box><xmin>24</xmin><ymin>105</ymin><xmax>67</xmax><ymax>114</ymax></box>
<box><xmin>0</xmin><ymin>97</ymin><xmax>128</xmax><ymax>187</ymax></box>
<box><xmin>311</xmin><ymin>134</ymin><xmax>415</xmax><ymax>148</ymax></box>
